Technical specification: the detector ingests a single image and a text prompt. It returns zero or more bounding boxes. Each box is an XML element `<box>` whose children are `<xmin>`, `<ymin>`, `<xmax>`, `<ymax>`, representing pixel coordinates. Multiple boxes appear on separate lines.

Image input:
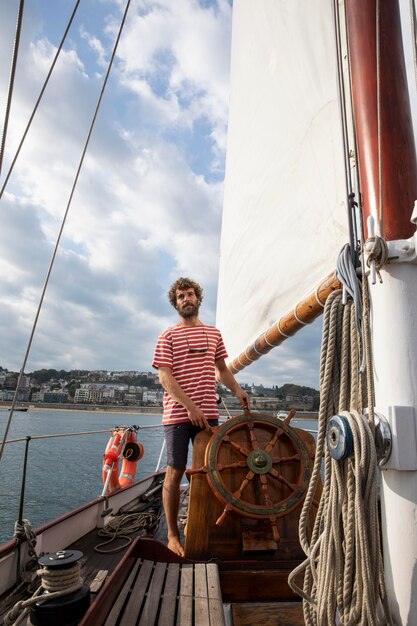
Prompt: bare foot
<box><xmin>167</xmin><ymin>537</ymin><xmax>184</xmax><ymax>557</ymax></box>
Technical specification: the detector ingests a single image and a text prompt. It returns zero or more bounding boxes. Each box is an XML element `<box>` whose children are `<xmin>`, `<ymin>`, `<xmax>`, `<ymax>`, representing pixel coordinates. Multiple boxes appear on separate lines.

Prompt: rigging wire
<box><xmin>332</xmin><ymin>0</ymin><xmax>357</xmax><ymax>260</ymax></box>
<box><xmin>0</xmin><ymin>0</ymin><xmax>134</xmax><ymax>467</ymax></box>
<box><xmin>0</xmin><ymin>0</ymin><xmax>25</xmax><ymax>176</ymax></box>
<box><xmin>0</xmin><ymin>0</ymin><xmax>82</xmax><ymax>201</ymax></box>
<box><xmin>0</xmin><ymin>423</ymin><xmax>163</xmax><ymax>447</ymax></box>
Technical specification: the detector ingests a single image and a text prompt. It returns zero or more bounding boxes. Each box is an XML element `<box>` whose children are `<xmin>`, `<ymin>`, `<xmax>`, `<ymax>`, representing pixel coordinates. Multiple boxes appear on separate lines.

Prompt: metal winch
<box><xmin>30</xmin><ymin>550</ymin><xmax>90</xmax><ymax>626</ymax></box>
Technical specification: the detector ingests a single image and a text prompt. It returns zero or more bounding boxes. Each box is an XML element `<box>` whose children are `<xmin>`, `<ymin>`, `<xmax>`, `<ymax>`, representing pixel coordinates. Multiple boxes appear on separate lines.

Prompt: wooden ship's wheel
<box><xmin>203</xmin><ymin>412</ymin><xmax>312</xmax><ymax>542</ymax></box>
<box><xmin>185</xmin><ymin>411</ymin><xmax>317</xmax><ymax>565</ymax></box>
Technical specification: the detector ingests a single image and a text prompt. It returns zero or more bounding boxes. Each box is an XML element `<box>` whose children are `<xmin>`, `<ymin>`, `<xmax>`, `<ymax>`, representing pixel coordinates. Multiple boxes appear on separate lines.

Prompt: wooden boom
<box><xmin>228</xmin><ymin>271</ymin><xmax>341</xmax><ymax>374</ymax></box>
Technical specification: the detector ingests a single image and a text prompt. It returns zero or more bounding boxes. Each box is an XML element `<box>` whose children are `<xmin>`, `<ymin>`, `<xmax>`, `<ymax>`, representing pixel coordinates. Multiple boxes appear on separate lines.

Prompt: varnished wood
<box><xmin>232</xmin><ymin>602</ymin><xmax>304</xmax><ymax>626</ymax></box>
<box><xmin>346</xmin><ymin>0</ymin><xmax>417</xmax><ymax>240</ymax></box>
<box><xmin>230</xmin><ymin>271</ymin><xmax>341</xmax><ymax>373</ymax></box>
<box><xmin>242</xmin><ymin>529</ymin><xmax>277</xmax><ymax>552</ymax></box>
<box><xmin>220</xmin><ymin>568</ymin><xmax>300</xmax><ymax>603</ymax></box>
<box><xmin>185</xmin><ymin>419</ymin><xmax>318</xmax><ymax>565</ymax></box>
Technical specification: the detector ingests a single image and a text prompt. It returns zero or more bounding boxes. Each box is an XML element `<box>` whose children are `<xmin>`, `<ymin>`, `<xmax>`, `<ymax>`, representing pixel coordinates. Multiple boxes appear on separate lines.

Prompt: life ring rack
<box><xmin>102</xmin><ymin>426</ymin><xmax>144</xmax><ymax>494</ymax></box>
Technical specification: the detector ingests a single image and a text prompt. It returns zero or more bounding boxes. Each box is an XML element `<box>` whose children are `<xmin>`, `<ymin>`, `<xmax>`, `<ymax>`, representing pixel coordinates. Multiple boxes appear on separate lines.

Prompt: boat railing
<box><xmin>0</xmin><ymin>423</ymin><xmax>166</xmax><ymax>542</ymax></box>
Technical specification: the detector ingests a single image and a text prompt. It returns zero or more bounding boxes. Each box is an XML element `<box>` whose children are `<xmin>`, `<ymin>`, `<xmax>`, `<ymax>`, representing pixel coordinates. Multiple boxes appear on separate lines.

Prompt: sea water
<box><xmin>0</xmin><ymin>409</ymin><xmax>317</xmax><ymax>544</ymax></box>
<box><xmin>0</xmin><ymin>409</ymin><xmax>164</xmax><ymax>543</ymax></box>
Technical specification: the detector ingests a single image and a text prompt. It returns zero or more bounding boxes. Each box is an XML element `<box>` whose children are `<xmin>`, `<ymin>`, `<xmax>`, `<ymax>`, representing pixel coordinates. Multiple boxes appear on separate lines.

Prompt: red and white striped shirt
<box><xmin>152</xmin><ymin>324</ymin><xmax>228</xmax><ymax>424</ymax></box>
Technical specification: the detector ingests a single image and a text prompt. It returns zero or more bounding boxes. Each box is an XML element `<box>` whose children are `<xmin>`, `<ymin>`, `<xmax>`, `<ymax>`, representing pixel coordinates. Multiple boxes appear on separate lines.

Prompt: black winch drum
<box><xmin>29</xmin><ymin>550</ymin><xmax>90</xmax><ymax>626</ymax></box>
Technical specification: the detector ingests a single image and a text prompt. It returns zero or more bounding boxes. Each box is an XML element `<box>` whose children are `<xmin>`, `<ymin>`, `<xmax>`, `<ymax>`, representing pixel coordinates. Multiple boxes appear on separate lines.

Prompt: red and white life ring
<box><xmin>102</xmin><ymin>428</ymin><xmax>144</xmax><ymax>493</ymax></box>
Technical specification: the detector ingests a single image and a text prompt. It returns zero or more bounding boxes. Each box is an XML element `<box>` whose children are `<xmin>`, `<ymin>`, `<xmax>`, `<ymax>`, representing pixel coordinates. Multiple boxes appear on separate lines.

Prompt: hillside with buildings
<box><xmin>0</xmin><ymin>366</ymin><xmax>319</xmax><ymax>412</ymax></box>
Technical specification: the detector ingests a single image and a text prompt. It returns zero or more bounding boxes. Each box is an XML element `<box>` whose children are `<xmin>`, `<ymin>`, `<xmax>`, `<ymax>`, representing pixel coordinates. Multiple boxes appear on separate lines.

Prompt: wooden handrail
<box><xmin>228</xmin><ymin>271</ymin><xmax>342</xmax><ymax>373</ymax></box>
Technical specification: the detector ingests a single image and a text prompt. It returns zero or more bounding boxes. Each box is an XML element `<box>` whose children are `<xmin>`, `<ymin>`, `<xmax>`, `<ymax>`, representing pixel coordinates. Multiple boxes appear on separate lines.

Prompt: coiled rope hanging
<box><xmin>288</xmin><ymin>290</ymin><xmax>391</xmax><ymax>626</ymax></box>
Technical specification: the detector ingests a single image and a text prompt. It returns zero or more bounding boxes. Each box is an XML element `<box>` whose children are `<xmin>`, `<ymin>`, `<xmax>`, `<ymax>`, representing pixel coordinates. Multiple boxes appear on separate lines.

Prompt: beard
<box><xmin>179</xmin><ymin>301</ymin><xmax>200</xmax><ymax>318</ymax></box>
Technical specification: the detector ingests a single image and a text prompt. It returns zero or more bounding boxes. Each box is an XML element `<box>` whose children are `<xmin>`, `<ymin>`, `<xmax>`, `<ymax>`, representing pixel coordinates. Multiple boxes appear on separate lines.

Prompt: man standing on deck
<box><xmin>152</xmin><ymin>277</ymin><xmax>250</xmax><ymax>557</ymax></box>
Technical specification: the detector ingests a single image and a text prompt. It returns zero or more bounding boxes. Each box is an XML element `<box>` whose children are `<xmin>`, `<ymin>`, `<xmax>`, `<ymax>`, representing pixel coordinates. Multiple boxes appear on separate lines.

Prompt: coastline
<box><xmin>0</xmin><ymin>402</ymin><xmax>163</xmax><ymax>415</ymax></box>
<box><xmin>0</xmin><ymin>401</ymin><xmax>318</xmax><ymax>419</ymax></box>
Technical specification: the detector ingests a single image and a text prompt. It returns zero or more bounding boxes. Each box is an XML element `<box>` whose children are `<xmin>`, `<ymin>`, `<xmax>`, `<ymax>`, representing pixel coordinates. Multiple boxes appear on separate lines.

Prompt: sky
<box><xmin>0</xmin><ymin>0</ymin><xmax>323</xmax><ymax>389</ymax></box>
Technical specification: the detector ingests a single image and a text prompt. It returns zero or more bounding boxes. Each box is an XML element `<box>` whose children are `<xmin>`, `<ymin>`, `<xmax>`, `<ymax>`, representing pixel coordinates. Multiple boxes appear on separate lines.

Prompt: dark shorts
<box><xmin>164</xmin><ymin>420</ymin><xmax>218</xmax><ymax>469</ymax></box>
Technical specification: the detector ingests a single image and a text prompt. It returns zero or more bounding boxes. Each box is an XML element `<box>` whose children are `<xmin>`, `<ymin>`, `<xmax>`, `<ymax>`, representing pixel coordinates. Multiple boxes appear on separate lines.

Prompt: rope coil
<box><xmin>4</xmin><ymin>562</ymin><xmax>83</xmax><ymax>626</ymax></box>
<box><xmin>94</xmin><ymin>511</ymin><xmax>158</xmax><ymax>553</ymax></box>
<box><xmin>288</xmin><ymin>290</ymin><xmax>391</xmax><ymax>625</ymax></box>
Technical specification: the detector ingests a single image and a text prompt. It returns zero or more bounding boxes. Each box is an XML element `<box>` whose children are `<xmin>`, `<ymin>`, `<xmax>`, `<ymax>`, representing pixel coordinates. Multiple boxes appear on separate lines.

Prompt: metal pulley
<box><xmin>369</xmin><ymin>410</ymin><xmax>392</xmax><ymax>466</ymax></box>
<box><xmin>326</xmin><ymin>415</ymin><xmax>354</xmax><ymax>460</ymax></box>
<box><xmin>326</xmin><ymin>411</ymin><xmax>392</xmax><ymax>465</ymax></box>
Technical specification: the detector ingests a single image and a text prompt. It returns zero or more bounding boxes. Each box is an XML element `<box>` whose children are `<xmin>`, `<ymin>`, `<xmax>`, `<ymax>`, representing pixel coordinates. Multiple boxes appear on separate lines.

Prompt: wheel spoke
<box><xmin>223</xmin><ymin>434</ymin><xmax>250</xmax><ymax>457</ymax></box>
<box><xmin>263</xmin><ymin>427</ymin><xmax>283</xmax><ymax>454</ymax></box>
<box><xmin>205</xmin><ymin>413</ymin><xmax>311</xmax><ymax>527</ymax></box>
<box><xmin>268</xmin><ymin>467</ymin><xmax>296</xmax><ymax>491</ymax></box>
<box><xmin>246</xmin><ymin>420</ymin><xmax>260</xmax><ymax>450</ymax></box>
<box><xmin>218</xmin><ymin>460</ymin><xmax>248</xmax><ymax>471</ymax></box>
<box><xmin>259</xmin><ymin>474</ymin><xmax>274</xmax><ymax>508</ymax></box>
<box><xmin>271</xmin><ymin>453</ymin><xmax>300</xmax><ymax>464</ymax></box>
<box><xmin>233</xmin><ymin>470</ymin><xmax>255</xmax><ymax>499</ymax></box>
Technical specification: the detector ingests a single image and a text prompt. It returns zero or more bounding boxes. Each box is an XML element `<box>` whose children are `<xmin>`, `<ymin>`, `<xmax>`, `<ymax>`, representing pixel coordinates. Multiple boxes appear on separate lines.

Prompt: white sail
<box><xmin>400</xmin><ymin>0</ymin><xmax>417</xmax><ymax>149</ymax></box>
<box><xmin>216</xmin><ymin>0</ymin><xmax>349</xmax><ymax>359</ymax></box>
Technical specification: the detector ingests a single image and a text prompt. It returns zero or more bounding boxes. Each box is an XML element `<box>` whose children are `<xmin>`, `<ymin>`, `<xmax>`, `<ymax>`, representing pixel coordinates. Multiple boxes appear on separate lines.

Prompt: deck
<box><xmin>78</xmin><ymin>537</ymin><xmax>305</xmax><ymax>626</ymax></box>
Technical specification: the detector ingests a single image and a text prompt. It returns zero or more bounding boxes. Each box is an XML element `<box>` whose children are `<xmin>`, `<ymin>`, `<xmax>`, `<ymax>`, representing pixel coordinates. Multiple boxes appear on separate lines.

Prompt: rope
<box><xmin>332</xmin><ymin>0</ymin><xmax>359</xmax><ymax>252</ymax></box>
<box><xmin>0</xmin><ymin>0</ymin><xmax>25</xmax><ymax>176</ymax></box>
<box><xmin>4</xmin><ymin>562</ymin><xmax>83</xmax><ymax>626</ymax></box>
<box><xmin>14</xmin><ymin>519</ymin><xmax>38</xmax><ymax>578</ymax></box>
<box><xmin>364</xmin><ymin>235</ymin><xmax>389</xmax><ymax>283</ymax></box>
<box><xmin>0</xmin><ymin>0</ymin><xmax>134</xmax><ymax>465</ymax></box>
<box><xmin>288</xmin><ymin>290</ymin><xmax>391</xmax><ymax>625</ymax></box>
<box><xmin>0</xmin><ymin>0</ymin><xmax>82</xmax><ymax>200</ymax></box>
<box><xmin>94</xmin><ymin>511</ymin><xmax>158</xmax><ymax>553</ymax></box>
<box><xmin>336</xmin><ymin>243</ymin><xmax>362</xmax><ymax>334</ymax></box>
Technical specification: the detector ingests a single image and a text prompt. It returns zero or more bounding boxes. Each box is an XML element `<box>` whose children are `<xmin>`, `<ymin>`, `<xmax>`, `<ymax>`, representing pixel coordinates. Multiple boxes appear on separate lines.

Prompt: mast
<box><xmin>345</xmin><ymin>1</ymin><xmax>417</xmax><ymax>623</ymax></box>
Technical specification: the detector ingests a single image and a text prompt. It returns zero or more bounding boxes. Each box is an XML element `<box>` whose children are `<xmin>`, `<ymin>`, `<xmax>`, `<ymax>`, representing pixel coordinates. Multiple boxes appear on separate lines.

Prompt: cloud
<box><xmin>0</xmin><ymin>0</ymin><xmax>321</xmax><ymax>393</ymax></box>
<box><xmin>0</xmin><ymin>0</ymin><xmax>232</xmax><ymax>374</ymax></box>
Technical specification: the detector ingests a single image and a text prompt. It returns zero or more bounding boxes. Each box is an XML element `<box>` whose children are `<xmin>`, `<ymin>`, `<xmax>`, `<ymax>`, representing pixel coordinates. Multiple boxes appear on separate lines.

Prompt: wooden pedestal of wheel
<box><xmin>184</xmin><ymin>411</ymin><xmax>320</xmax><ymax>567</ymax></box>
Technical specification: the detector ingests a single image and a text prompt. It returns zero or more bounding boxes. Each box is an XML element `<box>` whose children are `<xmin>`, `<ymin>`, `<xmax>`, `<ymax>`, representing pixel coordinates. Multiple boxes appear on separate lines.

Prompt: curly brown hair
<box><xmin>168</xmin><ymin>277</ymin><xmax>203</xmax><ymax>309</ymax></box>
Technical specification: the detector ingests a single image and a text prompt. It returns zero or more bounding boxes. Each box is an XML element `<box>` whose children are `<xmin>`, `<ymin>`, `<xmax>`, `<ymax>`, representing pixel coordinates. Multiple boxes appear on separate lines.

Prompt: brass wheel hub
<box><xmin>247</xmin><ymin>449</ymin><xmax>273</xmax><ymax>474</ymax></box>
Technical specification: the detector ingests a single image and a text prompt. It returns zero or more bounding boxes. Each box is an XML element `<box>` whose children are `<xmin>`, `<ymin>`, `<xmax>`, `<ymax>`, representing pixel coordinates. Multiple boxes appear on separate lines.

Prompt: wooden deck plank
<box><xmin>138</xmin><ymin>561</ymin><xmax>167</xmax><ymax>626</ymax></box>
<box><xmin>104</xmin><ymin>559</ymin><xmax>142</xmax><ymax>626</ymax></box>
<box><xmin>194</xmin><ymin>563</ymin><xmax>210</xmax><ymax>626</ymax></box>
<box><xmin>176</xmin><ymin>564</ymin><xmax>193</xmax><ymax>626</ymax></box>
<box><xmin>206</xmin><ymin>563</ymin><xmax>225</xmax><ymax>626</ymax></box>
<box><xmin>159</xmin><ymin>563</ymin><xmax>180</xmax><ymax>626</ymax></box>
<box><xmin>120</xmin><ymin>559</ymin><xmax>154</xmax><ymax>626</ymax></box>
<box><xmin>232</xmin><ymin>602</ymin><xmax>304</xmax><ymax>626</ymax></box>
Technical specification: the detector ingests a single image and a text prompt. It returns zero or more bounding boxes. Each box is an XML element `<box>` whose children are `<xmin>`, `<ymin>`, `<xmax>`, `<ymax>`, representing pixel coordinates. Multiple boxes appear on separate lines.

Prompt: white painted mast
<box><xmin>345</xmin><ymin>1</ymin><xmax>417</xmax><ymax>621</ymax></box>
